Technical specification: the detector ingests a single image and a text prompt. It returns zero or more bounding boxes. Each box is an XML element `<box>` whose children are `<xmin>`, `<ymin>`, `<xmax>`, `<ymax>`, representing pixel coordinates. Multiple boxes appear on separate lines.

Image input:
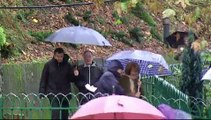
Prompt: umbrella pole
<box><xmin>88</xmin><ymin>65</ymin><xmax>91</xmax><ymax>99</ymax></box>
<box><xmin>137</xmin><ymin>74</ymin><xmax>141</xmax><ymax>93</ymax></box>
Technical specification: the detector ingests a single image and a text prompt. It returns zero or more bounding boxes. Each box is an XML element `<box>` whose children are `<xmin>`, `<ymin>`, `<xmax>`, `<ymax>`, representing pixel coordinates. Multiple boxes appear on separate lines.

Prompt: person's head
<box><xmin>107</xmin><ymin>60</ymin><xmax>124</xmax><ymax>79</ymax></box>
<box><xmin>83</xmin><ymin>50</ymin><xmax>94</xmax><ymax>65</ymax></box>
<box><xmin>125</xmin><ymin>62</ymin><xmax>140</xmax><ymax>81</ymax></box>
<box><xmin>53</xmin><ymin>48</ymin><xmax>64</xmax><ymax>63</ymax></box>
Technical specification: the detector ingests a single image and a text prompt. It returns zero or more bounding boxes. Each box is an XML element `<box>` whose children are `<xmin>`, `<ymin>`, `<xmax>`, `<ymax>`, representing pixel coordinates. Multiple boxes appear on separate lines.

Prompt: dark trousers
<box><xmin>48</xmin><ymin>95</ymin><xmax>70</xmax><ymax>120</ymax></box>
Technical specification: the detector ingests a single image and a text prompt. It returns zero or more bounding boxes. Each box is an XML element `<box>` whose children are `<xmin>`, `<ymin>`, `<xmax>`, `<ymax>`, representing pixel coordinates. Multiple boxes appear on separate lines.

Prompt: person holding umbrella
<box><xmin>73</xmin><ymin>49</ymin><xmax>103</xmax><ymax>105</ymax></box>
<box><xmin>39</xmin><ymin>47</ymin><xmax>74</xmax><ymax>120</ymax></box>
<box><xmin>122</xmin><ymin>62</ymin><xmax>144</xmax><ymax>98</ymax></box>
<box><xmin>94</xmin><ymin>60</ymin><xmax>125</xmax><ymax>95</ymax></box>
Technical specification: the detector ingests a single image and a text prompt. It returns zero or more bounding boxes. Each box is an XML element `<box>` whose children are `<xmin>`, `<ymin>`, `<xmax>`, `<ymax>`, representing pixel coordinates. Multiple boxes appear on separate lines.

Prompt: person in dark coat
<box><xmin>94</xmin><ymin>60</ymin><xmax>125</xmax><ymax>95</ymax></box>
<box><xmin>39</xmin><ymin>48</ymin><xmax>74</xmax><ymax>120</ymax></box>
<box><xmin>73</xmin><ymin>50</ymin><xmax>103</xmax><ymax>105</ymax></box>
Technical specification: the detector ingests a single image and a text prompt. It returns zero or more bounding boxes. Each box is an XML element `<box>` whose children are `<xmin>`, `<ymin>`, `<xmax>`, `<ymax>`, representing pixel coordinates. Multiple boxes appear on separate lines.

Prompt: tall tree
<box><xmin>181</xmin><ymin>31</ymin><xmax>203</xmax><ymax>116</ymax></box>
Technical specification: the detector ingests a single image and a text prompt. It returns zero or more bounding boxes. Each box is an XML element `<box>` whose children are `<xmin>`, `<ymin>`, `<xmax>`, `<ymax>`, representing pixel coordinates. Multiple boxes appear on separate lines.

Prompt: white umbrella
<box><xmin>45</xmin><ymin>26</ymin><xmax>112</xmax><ymax>46</ymax></box>
<box><xmin>202</xmin><ymin>68</ymin><xmax>211</xmax><ymax>81</ymax></box>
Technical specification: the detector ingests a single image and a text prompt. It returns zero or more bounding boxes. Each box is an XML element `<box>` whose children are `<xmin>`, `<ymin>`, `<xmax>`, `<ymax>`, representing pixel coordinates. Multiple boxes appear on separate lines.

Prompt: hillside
<box><xmin>0</xmin><ymin>0</ymin><xmax>210</xmax><ymax>64</ymax></box>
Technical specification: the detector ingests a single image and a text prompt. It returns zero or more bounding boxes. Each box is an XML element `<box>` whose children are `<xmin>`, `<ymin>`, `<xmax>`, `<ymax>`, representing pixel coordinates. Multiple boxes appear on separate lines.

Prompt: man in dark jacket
<box><xmin>94</xmin><ymin>60</ymin><xmax>125</xmax><ymax>95</ymax></box>
<box><xmin>39</xmin><ymin>48</ymin><xmax>74</xmax><ymax>120</ymax></box>
<box><xmin>73</xmin><ymin>50</ymin><xmax>103</xmax><ymax>105</ymax></box>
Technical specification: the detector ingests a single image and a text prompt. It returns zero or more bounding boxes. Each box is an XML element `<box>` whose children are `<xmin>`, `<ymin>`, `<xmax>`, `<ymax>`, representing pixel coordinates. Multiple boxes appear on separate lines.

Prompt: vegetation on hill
<box><xmin>0</xmin><ymin>0</ymin><xmax>210</xmax><ymax>64</ymax></box>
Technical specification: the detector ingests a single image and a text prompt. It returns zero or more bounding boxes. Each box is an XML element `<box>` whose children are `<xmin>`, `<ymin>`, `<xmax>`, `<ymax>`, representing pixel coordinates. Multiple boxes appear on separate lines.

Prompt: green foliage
<box><xmin>112</xmin><ymin>11</ymin><xmax>129</xmax><ymax>25</ymax></box>
<box><xmin>121</xmin><ymin>38</ymin><xmax>134</xmax><ymax>46</ymax></box>
<box><xmin>131</xmin><ymin>2</ymin><xmax>162</xmax><ymax>41</ymax></box>
<box><xmin>0</xmin><ymin>43</ymin><xmax>20</xmax><ymax>58</ymax></box>
<box><xmin>162</xmin><ymin>8</ymin><xmax>176</xmax><ymax>18</ymax></box>
<box><xmin>112</xmin><ymin>11</ymin><xmax>120</xmax><ymax>19</ymax></box>
<box><xmin>16</xmin><ymin>10</ymin><xmax>34</xmax><ymax>23</ymax></box>
<box><xmin>25</xmin><ymin>0</ymin><xmax>34</xmax><ymax>5</ymax></box>
<box><xmin>83</xmin><ymin>11</ymin><xmax>92</xmax><ymax>21</ymax></box>
<box><xmin>111</xmin><ymin>31</ymin><xmax>125</xmax><ymax>39</ymax></box>
<box><xmin>48</xmin><ymin>0</ymin><xmax>54</xmax><ymax>2</ymax></box>
<box><xmin>64</xmin><ymin>12</ymin><xmax>79</xmax><ymax>26</ymax></box>
<box><xmin>112</xmin><ymin>11</ymin><xmax>122</xmax><ymax>25</ymax></box>
<box><xmin>201</xmin><ymin>50</ymin><xmax>211</xmax><ymax>65</ymax></box>
<box><xmin>150</xmin><ymin>27</ymin><xmax>162</xmax><ymax>41</ymax></box>
<box><xmin>111</xmin><ymin>31</ymin><xmax>133</xmax><ymax>46</ymax></box>
<box><xmin>96</xmin><ymin>16</ymin><xmax>105</xmax><ymax>24</ymax></box>
<box><xmin>114</xmin><ymin>19</ymin><xmax>122</xmax><ymax>25</ymax></box>
<box><xmin>131</xmin><ymin>2</ymin><xmax>156</xmax><ymax>27</ymax></box>
<box><xmin>120</xmin><ymin>16</ymin><xmax>129</xmax><ymax>24</ymax></box>
<box><xmin>129</xmin><ymin>27</ymin><xmax>144</xmax><ymax>43</ymax></box>
<box><xmin>193</xmin><ymin>7</ymin><xmax>201</xmax><ymax>21</ymax></box>
<box><xmin>29</xmin><ymin>31</ymin><xmax>52</xmax><ymax>42</ymax></box>
<box><xmin>65</xmin><ymin>0</ymin><xmax>72</xmax><ymax>4</ymax></box>
<box><xmin>181</xmin><ymin>32</ymin><xmax>203</xmax><ymax>116</ymax></box>
<box><xmin>0</xmin><ymin>26</ymin><xmax>6</xmax><ymax>47</ymax></box>
<box><xmin>97</xmin><ymin>29</ymin><xmax>109</xmax><ymax>38</ymax></box>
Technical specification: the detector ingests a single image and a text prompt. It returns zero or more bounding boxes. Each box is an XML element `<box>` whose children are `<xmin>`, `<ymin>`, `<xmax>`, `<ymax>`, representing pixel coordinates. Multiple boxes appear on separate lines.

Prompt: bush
<box><xmin>29</xmin><ymin>31</ymin><xmax>52</xmax><ymax>42</ymax></box>
<box><xmin>16</xmin><ymin>10</ymin><xmax>34</xmax><ymax>23</ymax></box>
<box><xmin>83</xmin><ymin>11</ymin><xmax>92</xmax><ymax>21</ymax></box>
<box><xmin>150</xmin><ymin>27</ymin><xmax>162</xmax><ymax>41</ymax></box>
<box><xmin>131</xmin><ymin>2</ymin><xmax>156</xmax><ymax>27</ymax></box>
<box><xmin>0</xmin><ymin>26</ymin><xmax>6</xmax><ymax>47</ymax></box>
<box><xmin>64</xmin><ymin>12</ymin><xmax>79</xmax><ymax>26</ymax></box>
<box><xmin>0</xmin><ymin>42</ymin><xmax>17</xmax><ymax>58</ymax></box>
<box><xmin>129</xmin><ymin>27</ymin><xmax>144</xmax><ymax>43</ymax></box>
<box><xmin>96</xmin><ymin>16</ymin><xmax>105</xmax><ymax>24</ymax></box>
<box><xmin>111</xmin><ymin>31</ymin><xmax>133</xmax><ymax>46</ymax></box>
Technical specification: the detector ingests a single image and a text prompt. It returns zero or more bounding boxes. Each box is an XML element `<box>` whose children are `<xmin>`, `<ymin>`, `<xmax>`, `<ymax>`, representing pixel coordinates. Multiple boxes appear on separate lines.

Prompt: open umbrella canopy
<box><xmin>45</xmin><ymin>26</ymin><xmax>112</xmax><ymax>46</ymax></box>
<box><xmin>201</xmin><ymin>68</ymin><xmax>211</xmax><ymax>82</ymax></box>
<box><xmin>70</xmin><ymin>95</ymin><xmax>166</xmax><ymax>119</ymax></box>
<box><xmin>165</xmin><ymin>31</ymin><xmax>198</xmax><ymax>48</ymax></box>
<box><xmin>106</xmin><ymin>50</ymin><xmax>171</xmax><ymax>76</ymax></box>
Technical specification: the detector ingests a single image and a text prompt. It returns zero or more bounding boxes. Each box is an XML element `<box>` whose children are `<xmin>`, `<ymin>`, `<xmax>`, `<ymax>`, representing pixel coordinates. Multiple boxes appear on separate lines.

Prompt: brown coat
<box><xmin>119</xmin><ymin>75</ymin><xmax>144</xmax><ymax>97</ymax></box>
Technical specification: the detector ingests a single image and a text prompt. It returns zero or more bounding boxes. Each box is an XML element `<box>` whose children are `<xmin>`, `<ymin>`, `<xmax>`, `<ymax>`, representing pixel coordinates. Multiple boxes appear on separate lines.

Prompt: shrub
<box><xmin>29</xmin><ymin>31</ymin><xmax>52</xmax><ymax>42</ymax></box>
<box><xmin>64</xmin><ymin>12</ymin><xmax>79</xmax><ymax>26</ymax></box>
<box><xmin>129</xmin><ymin>27</ymin><xmax>144</xmax><ymax>43</ymax></box>
<box><xmin>0</xmin><ymin>26</ymin><xmax>6</xmax><ymax>47</ymax></box>
<box><xmin>83</xmin><ymin>11</ymin><xmax>92</xmax><ymax>21</ymax></box>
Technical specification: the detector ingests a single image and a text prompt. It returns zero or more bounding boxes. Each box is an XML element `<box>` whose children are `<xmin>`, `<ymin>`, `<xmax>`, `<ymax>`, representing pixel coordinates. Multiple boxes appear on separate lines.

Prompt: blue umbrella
<box><xmin>45</xmin><ymin>26</ymin><xmax>112</xmax><ymax>46</ymax></box>
<box><xmin>106</xmin><ymin>50</ymin><xmax>172</xmax><ymax>76</ymax></box>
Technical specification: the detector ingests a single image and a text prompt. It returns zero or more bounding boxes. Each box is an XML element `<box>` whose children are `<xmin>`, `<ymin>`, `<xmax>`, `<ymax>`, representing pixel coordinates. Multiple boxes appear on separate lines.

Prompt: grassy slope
<box><xmin>0</xmin><ymin>0</ymin><xmax>210</xmax><ymax>64</ymax></box>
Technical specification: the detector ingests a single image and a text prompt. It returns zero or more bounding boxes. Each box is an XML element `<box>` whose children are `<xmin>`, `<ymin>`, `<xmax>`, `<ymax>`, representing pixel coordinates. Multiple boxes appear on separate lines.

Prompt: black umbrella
<box><xmin>165</xmin><ymin>31</ymin><xmax>198</xmax><ymax>48</ymax></box>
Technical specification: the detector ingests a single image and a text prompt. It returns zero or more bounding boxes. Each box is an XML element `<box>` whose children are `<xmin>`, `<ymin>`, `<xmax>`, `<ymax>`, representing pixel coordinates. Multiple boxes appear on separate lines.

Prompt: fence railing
<box><xmin>1</xmin><ymin>63</ymin><xmax>210</xmax><ymax>119</ymax></box>
<box><xmin>0</xmin><ymin>92</ymin><xmax>210</xmax><ymax>119</ymax></box>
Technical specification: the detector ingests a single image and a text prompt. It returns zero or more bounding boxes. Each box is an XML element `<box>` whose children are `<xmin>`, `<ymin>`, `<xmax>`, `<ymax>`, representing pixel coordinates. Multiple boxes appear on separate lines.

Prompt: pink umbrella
<box><xmin>70</xmin><ymin>95</ymin><xmax>166</xmax><ymax>119</ymax></box>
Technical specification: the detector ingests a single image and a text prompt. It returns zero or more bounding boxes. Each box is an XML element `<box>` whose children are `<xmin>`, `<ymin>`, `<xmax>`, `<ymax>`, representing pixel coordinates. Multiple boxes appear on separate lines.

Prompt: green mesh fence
<box><xmin>1</xmin><ymin>63</ymin><xmax>211</xmax><ymax>119</ymax></box>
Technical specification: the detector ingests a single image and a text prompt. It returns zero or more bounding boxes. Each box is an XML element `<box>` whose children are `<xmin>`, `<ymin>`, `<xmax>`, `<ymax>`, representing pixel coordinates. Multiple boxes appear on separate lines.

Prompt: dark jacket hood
<box><xmin>107</xmin><ymin>60</ymin><xmax>123</xmax><ymax>79</ymax></box>
<box><xmin>52</xmin><ymin>54</ymin><xmax>69</xmax><ymax>64</ymax></box>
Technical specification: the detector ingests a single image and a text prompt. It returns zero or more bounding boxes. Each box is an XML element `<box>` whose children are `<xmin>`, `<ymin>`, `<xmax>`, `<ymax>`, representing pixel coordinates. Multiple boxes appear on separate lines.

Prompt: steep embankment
<box><xmin>0</xmin><ymin>0</ymin><xmax>210</xmax><ymax>64</ymax></box>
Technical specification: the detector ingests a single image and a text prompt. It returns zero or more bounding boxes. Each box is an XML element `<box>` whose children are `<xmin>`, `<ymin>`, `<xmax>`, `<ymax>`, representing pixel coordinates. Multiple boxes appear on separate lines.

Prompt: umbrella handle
<box><xmin>137</xmin><ymin>85</ymin><xmax>140</xmax><ymax>93</ymax></box>
<box><xmin>112</xmin><ymin>85</ymin><xmax>115</xmax><ymax>95</ymax></box>
<box><xmin>137</xmin><ymin>77</ymin><xmax>142</xmax><ymax>93</ymax></box>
